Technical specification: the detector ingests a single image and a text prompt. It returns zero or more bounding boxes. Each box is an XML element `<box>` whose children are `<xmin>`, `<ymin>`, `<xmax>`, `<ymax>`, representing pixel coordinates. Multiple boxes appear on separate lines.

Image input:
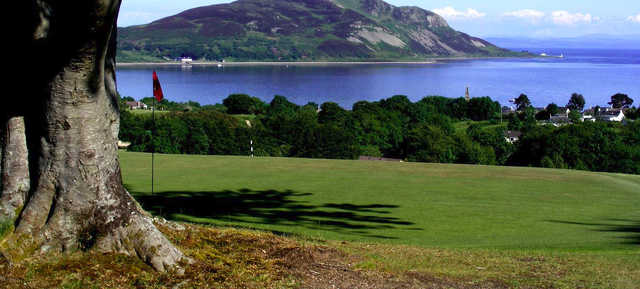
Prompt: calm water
<box><xmin>116</xmin><ymin>48</ymin><xmax>640</xmax><ymax>108</ymax></box>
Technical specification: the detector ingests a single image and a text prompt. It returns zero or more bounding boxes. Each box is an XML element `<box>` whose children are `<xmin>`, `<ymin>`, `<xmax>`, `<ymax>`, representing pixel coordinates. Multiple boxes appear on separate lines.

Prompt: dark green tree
<box><xmin>507</xmin><ymin>113</ymin><xmax>523</xmax><ymax>131</ymax></box>
<box><xmin>467</xmin><ymin>97</ymin><xmax>500</xmax><ymax>121</ymax></box>
<box><xmin>404</xmin><ymin>124</ymin><xmax>455</xmax><ymax>163</ymax></box>
<box><xmin>546</xmin><ymin>103</ymin><xmax>560</xmax><ymax>116</ymax></box>
<box><xmin>269</xmin><ymin>95</ymin><xmax>299</xmax><ymax>116</ymax></box>
<box><xmin>569</xmin><ymin>110</ymin><xmax>582</xmax><ymax>123</ymax></box>
<box><xmin>567</xmin><ymin>93</ymin><xmax>586</xmax><ymax>111</ymax></box>
<box><xmin>535</xmin><ymin>110</ymin><xmax>551</xmax><ymax>121</ymax></box>
<box><xmin>521</xmin><ymin>107</ymin><xmax>537</xmax><ymax>131</ymax></box>
<box><xmin>609</xmin><ymin>93</ymin><xmax>634</xmax><ymax>109</ymax></box>
<box><xmin>223</xmin><ymin>94</ymin><xmax>266</xmax><ymax>114</ymax></box>
<box><xmin>380</xmin><ymin>95</ymin><xmax>412</xmax><ymax>115</ymax></box>
<box><xmin>318</xmin><ymin>102</ymin><xmax>348</xmax><ymax>124</ymax></box>
<box><xmin>514</xmin><ymin>94</ymin><xmax>532</xmax><ymax>112</ymax></box>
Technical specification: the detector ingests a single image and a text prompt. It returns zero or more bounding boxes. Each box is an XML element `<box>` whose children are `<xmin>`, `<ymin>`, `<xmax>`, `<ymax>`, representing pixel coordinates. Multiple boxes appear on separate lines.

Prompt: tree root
<box><xmin>1</xmin><ymin>203</ymin><xmax>189</xmax><ymax>272</ymax></box>
<box><xmin>96</xmin><ymin>210</ymin><xmax>190</xmax><ymax>272</ymax></box>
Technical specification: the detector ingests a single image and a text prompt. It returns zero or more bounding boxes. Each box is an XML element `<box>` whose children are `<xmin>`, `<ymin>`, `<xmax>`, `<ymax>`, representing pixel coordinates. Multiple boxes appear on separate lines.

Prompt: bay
<box><xmin>116</xmin><ymin>48</ymin><xmax>640</xmax><ymax>109</ymax></box>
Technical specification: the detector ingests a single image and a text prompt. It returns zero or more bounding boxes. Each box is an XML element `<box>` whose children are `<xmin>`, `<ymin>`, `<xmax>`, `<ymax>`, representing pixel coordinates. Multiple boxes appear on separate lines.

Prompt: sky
<box><xmin>119</xmin><ymin>0</ymin><xmax>640</xmax><ymax>37</ymax></box>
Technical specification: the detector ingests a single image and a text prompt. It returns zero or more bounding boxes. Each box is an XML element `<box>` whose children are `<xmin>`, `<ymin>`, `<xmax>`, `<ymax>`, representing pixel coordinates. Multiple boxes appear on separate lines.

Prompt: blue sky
<box><xmin>119</xmin><ymin>0</ymin><xmax>640</xmax><ymax>37</ymax></box>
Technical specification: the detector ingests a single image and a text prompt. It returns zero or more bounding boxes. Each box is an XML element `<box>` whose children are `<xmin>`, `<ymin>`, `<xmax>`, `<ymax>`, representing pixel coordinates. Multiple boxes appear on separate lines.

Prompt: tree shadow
<box><xmin>130</xmin><ymin>188</ymin><xmax>418</xmax><ymax>239</ymax></box>
<box><xmin>546</xmin><ymin>219</ymin><xmax>640</xmax><ymax>245</ymax></box>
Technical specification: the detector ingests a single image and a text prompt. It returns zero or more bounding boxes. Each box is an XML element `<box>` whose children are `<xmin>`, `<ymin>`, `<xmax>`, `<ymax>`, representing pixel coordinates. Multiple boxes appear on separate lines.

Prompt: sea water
<box><xmin>116</xmin><ymin>48</ymin><xmax>640</xmax><ymax>109</ymax></box>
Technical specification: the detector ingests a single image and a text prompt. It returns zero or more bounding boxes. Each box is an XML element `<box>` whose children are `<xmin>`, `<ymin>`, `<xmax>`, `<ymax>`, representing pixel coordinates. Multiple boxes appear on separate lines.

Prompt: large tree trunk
<box><xmin>0</xmin><ymin>0</ymin><xmax>186</xmax><ymax>271</ymax></box>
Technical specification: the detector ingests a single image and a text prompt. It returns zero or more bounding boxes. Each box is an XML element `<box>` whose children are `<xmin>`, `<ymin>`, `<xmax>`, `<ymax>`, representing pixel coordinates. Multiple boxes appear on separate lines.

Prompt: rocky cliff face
<box><xmin>118</xmin><ymin>0</ymin><xmax>513</xmax><ymax>62</ymax></box>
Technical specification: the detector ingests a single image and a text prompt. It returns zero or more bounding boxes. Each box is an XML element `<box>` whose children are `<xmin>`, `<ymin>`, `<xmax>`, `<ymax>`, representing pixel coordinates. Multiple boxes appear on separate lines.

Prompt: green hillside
<box><xmin>117</xmin><ymin>0</ymin><xmax>525</xmax><ymax>62</ymax></box>
<box><xmin>120</xmin><ymin>152</ymin><xmax>640</xmax><ymax>252</ymax></box>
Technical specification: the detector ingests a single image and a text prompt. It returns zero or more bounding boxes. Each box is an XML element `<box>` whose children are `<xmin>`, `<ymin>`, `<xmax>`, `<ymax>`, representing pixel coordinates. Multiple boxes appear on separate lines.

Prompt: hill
<box><xmin>117</xmin><ymin>0</ymin><xmax>520</xmax><ymax>62</ymax></box>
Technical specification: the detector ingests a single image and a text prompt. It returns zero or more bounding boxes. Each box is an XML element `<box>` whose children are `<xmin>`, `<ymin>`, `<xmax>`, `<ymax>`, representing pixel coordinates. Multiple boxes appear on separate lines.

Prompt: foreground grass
<box><xmin>121</xmin><ymin>152</ymin><xmax>640</xmax><ymax>252</ymax></box>
<box><xmin>1</xmin><ymin>221</ymin><xmax>638</xmax><ymax>288</ymax></box>
<box><xmin>2</xmin><ymin>152</ymin><xmax>639</xmax><ymax>288</ymax></box>
<box><xmin>119</xmin><ymin>152</ymin><xmax>640</xmax><ymax>287</ymax></box>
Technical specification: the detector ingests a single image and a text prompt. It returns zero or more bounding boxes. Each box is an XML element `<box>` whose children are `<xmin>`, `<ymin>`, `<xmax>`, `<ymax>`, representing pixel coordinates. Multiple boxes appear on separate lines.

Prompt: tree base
<box><xmin>1</xmin><ymin>206</ymin><xmax>188</xmax><ymax>272</ymax></box>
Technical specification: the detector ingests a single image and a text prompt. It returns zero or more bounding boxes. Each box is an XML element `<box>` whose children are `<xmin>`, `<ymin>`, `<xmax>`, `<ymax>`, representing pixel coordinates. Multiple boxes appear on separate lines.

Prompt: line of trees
<box><xmin>119</xmin><ymin>93</ymin><xmax>640</xmax><ymax>175</ymax></box>
<box><xmin>120</xmin><ymin>94</ymin><xmax>507</xmax><ymax>163</ymax></box>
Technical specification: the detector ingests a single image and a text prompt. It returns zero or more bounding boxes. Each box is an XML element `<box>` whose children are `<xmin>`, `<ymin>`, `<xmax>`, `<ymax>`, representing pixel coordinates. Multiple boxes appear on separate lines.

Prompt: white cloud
<box><xmin>628</xmin><ymin>14</ymin><xmax>640</xmax><ymax>23</ymax></box>
<box><xmin>503</xmin><ymin>9</ymin><xmax>545</xmax><ymax>23</ymax></box>
<box><xmin>551</xmin><ymin>11</ymin><xmax>599</xmax><ymax>25</ymax></box>
<box><xmin>433</xmin><ymin>7</ymin><xmax>486</xmax><ymax>20</ymax></box>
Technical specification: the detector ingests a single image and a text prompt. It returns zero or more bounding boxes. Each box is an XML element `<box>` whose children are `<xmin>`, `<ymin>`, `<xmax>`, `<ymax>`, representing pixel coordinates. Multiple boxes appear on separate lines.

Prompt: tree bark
<box><xmin>0</xmin><ymin>117</ymin><xmax>30</xmax><ymax>222</ymax></box>
<box><xmin>0</xmin><ymin>0</ymin><xmax>186</xmax><ymax>271</ymax></box>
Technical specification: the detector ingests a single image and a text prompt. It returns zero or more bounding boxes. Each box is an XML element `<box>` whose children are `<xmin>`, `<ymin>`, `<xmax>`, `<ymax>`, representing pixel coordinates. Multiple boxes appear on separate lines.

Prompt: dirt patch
<box><xmin>269</xmin><ymin>239</ymin><xmax>510</xmax><ymax>289</ymax></box>
<box><xmin>0</xmin><ymin>220</ymin><xmax>512</xmax><ymax>288</ymax></box>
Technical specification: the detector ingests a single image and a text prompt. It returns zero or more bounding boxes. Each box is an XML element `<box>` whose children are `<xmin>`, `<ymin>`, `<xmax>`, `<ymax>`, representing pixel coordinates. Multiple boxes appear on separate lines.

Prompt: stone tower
<box><xmin>465</xmin><ymin>87</ymin><xmax>470</xmax><ymax>102</ymax></box>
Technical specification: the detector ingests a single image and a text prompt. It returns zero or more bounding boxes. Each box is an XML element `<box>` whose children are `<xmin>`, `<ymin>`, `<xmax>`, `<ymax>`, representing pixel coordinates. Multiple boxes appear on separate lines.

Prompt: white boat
<box><xmin>180</xmin><ymin>57</ymin><xmax>193</xmax><ymax>66</ymax></box>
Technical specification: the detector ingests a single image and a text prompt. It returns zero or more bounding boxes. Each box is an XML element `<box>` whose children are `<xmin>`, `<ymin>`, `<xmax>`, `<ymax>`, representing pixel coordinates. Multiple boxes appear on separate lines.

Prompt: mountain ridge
<box><xmin>117</xmin><ymin>0</ymin><xmax>519</xmax><ymax>62</ymax></box>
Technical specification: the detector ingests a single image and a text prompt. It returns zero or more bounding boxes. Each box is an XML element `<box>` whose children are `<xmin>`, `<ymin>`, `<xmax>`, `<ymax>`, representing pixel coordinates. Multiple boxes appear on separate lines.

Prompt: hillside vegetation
<box><xmin>120</xmin><ymin>94</ymin><xmax>640</xmax><ymax>175</ymax></box>
<box><xmin>117</xmin><ymin>0</ymin><xmax>523</xmax><ymax>62</ymax></box>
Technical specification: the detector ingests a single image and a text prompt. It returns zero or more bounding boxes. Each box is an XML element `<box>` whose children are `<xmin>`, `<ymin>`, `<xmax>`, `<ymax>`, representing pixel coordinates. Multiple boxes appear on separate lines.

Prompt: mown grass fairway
<box><xmin>120</xmin><ymin>152</ymin><xmax>640</xmax><ymax>252</ymax></box>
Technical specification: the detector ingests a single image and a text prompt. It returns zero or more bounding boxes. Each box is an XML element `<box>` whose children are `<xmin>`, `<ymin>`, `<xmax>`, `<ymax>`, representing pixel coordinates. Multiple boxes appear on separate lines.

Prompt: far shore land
<box><xmin>117</xmin><ymin>60</ymin><xmax>438</xmax><ymax>67</ymax></box>
<box><xmin>116</xmin><ymin>55</ymin><xmax>536</xmax><ymax>67</ymax></box>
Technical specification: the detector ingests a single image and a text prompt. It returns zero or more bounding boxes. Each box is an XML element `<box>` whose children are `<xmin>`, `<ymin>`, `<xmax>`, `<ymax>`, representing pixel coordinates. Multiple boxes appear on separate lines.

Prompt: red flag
<box><xmin>152</xmin><ymin>70</ymin><xmax>164</xmax><ymax>102</ymax></box>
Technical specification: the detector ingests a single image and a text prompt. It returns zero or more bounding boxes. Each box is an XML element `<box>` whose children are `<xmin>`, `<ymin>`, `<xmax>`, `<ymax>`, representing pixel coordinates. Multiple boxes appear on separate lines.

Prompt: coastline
<box><xmin>116</xmin><ymin>61</ymin><xmax>438</xmax><ymax>67</ymax></box>
<box><xmin>116</xmin><ymin>56</ymin><xmax>535</xmax><ymax>67</ymax></box>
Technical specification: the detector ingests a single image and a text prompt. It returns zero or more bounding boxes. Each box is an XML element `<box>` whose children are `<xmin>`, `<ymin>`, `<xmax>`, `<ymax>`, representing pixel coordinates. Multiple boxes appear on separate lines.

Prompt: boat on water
<box><xmin>180</xmin><ymin>57</ymin><xmax>193</xmax><ymax>66</ymax></box>
<box><xmin>540</xmin><ymin>53</ymin><xmax>564</xmax><ymax>58</ymax></box>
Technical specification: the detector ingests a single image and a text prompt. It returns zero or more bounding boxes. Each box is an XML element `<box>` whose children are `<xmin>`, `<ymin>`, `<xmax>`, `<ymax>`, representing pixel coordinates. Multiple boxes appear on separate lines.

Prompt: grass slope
<box><xmin>2</xmin><ymin>152</ymin><xmax>638</xmax><ymax>288</ymax></box>
<box><xmin>120</xmin><ymin>152</ymin><xmax>640</xmax><ymax>252</ymax></box>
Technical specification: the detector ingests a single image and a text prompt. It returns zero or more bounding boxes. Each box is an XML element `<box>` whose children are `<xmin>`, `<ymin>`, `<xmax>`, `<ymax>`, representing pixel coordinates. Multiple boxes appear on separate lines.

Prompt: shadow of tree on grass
<box><xmin>130</xmin><ymin>188</ymin><xmax>418</xmax><ymax>239</ymax></box>
<box><xmin>546</xmin><ymin>219</ymin><xmax>640</xmax><ymax>245</ymax></box>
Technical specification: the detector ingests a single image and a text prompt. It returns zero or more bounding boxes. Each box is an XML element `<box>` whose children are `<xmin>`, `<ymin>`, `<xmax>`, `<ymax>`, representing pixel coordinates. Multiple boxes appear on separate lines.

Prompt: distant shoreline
<box><xmin>116</xmin><ymin>61</ymin><xmax>437</xmax><ymax>67</ymax></box>
<box><xmin>116</xmin><ymin>56</ymin><xmax>533</xmax><ymax>67</ymax></box>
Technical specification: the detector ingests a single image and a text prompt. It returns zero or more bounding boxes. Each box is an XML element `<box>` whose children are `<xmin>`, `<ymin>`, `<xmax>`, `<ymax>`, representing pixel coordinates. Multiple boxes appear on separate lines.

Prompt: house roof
<box><xmin>125</xmin><ymin>101</ymin><xmax>147</xmax><ymax>107</ymax></box>
<box><xmin>600</xmin><ymin>110</ymin><xmax>624</xmax><ymax>116</ymax></box>
<box><xmin>504</xmin><ymin>130</ymin><xmax>522</xmax><ymax>138</ymax></box>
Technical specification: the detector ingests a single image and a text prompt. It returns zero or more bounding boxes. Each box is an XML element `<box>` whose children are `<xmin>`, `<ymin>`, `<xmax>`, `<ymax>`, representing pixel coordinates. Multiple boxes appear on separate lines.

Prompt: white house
<box><xmin>504</xmin><ymin>130</ymin><xmax>522</xmax><ymax>144</ymax></box>
<box><xmin>125</xmin><ymin>101</ymin><xmax>148</xmax><ymax>110</ymax></box>
<box><xmin>597</xmin><ymin>110</ymin><xmax>625</xmax><ymax>122</ymax></box>
<box><xmin>502</xmin><ymin>106</ymin><xmax>515</xmax><ymax>116</ymax></box>
<box><xmin>582</xmin><ymin>114</ymin><xmax>595</xmax><ymax>122</ymax></box>
<box><xmin>549</xmin><ymin>107</ymin><xmax>572</xmax><ymax>123</ymax></box>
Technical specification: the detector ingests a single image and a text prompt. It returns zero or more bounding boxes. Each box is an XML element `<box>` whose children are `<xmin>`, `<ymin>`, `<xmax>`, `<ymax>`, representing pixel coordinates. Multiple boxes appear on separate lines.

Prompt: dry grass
<box><xmin>1</xmin><ymin>219</ymin><xmax>638</xmax><ymax>289</ymax></box>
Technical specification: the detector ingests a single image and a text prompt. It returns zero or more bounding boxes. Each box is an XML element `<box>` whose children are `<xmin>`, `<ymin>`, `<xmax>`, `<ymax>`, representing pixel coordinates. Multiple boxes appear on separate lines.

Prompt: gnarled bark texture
<box><xmin>0</xmin><ymin>0</ymin><xmax>186</xmax><ymax>271</ymax></box>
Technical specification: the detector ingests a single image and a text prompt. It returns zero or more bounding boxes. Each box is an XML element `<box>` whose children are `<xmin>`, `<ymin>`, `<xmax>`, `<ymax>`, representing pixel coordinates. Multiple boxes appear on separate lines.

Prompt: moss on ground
<box><xmin>0</xmin><ymin>221</ymin><xmax>12</xmax><ymax>240</ymax></box>
<box><xmin>0</xmin><ymin>220</ymin><xmax>638</xmax><ymax>288</ymax></box>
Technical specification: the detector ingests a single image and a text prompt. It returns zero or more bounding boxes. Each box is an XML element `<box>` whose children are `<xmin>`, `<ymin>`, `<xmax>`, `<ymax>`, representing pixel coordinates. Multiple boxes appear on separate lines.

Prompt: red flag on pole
<box><xmin>152</xmin><ymin>70</ymin><xmax>164</xmax><ymax>102</ymax></box>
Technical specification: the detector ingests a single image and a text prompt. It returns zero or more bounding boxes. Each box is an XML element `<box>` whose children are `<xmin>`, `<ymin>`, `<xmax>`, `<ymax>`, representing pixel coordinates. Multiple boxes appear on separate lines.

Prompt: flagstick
<box><xmin>151</xmin><ymin>70</ymin><xmax>164</xmax><ymax>195</ymax></box>
<box><xmin>152</xmin><ymin>96</ymin><xmax>155</xmax><ymax>195</ymax></box>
